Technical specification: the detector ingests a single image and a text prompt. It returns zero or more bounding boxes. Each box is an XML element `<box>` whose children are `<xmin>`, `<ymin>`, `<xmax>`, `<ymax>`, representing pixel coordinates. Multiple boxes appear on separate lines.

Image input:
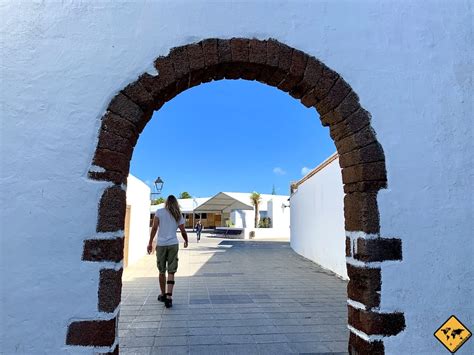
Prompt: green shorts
<box><xmin>156</xmin><ymin>244</ymin><xmax>179</xmax><ymax>274</ymax></box>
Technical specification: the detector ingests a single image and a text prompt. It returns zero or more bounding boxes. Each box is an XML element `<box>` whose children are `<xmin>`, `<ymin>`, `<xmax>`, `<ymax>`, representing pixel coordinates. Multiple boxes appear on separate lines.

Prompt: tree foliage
<box><xmin>179</xmin><ymin>191</ymin><xmax>192</xmax><ymax>199</ymax></box>
<box><xmin>151</xmin><ymin>197</ymin><xmax>165</xmax><ymax>205</ymax></box>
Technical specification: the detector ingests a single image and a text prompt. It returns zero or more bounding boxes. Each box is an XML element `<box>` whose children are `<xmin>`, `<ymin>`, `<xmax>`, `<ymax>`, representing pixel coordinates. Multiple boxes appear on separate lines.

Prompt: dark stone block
<box><xmin>346</xmin><ymin>264</ymin><xmax>381</xmax><ymax>308</ymax></box>
<box><xmin>97</xmin><ymin>186</ymin><xmax>126</xmax><ymax>233</ymax></box>
<box><xmin>344</xmin><ymin>191</ymin><xmax>380</xmax><ymax>233</ymax></box>
<box><xmin>83</xmin><ymin>238</ymin><xmax>124</xmax><ymax>262</ymax></box>
<box><xmin>336</xmin><ymin>126</ymin><xmax>378</xmax><ymax>155</ymax></box>
<box><xmin>343</xmin><ymin>181</ymin><xmax>388</xmax><ymax>194</ymax></box>
<box><xmin>291</xmin><ymin>58</ymin><xmax>324</xmax><ymax>99</ymax></box>
<box><xmin>348</xmin><ymin>305</ymin><xmax>406</xmax><ymax>336</ymax></box>
<box><xmin>169</xmin><ymin>45</ymin><xmax>190</xmax><ymax>78</ymax></box>
<box><xmin>322</xmin><ymin>90</ymin><xmax>361</xmax><ymax>126</ymax></box>
<box><xmin>121</xmin><ymin>81</ymin><xmax>155</xmax><ymax>112</ymax></box>
<box><xmin>93</xmin><ymin>149</ymin><xmax>130</xmax><ymax>176</ymax></box>
<box><xmin>88</xmin><ymin>170</ymin><xmax>127</xmax><ymax>185</ymax></box>
<box><xmin>339</xmin><ymin>142</ymin><xmax>385</xmax><ymax>168</ymax></box>
<box><xmin>266</xmin><ymin>41</ymin><xmax>293</xmax><ymax>86</ymax></box>
<box><xmin>99</xmin><ymin>268</ymin><xmax>123</xmax><ymax>313</ymax></box>
<box><xmin>354</xmin><ymin>238</ymin><xmax>402</xmax><ymax>262</ymax></box>
<box><xmin>66</xmin><ymin>318</ymin><xmax>116</xmax><ymax>346</ymax></box>
<box><xmin>278</xmin><ymin>49</ymin><xmax>308</xmax><ymax>93</ymax></box>
<box><xmin>101</xmin><ymin>112</ymin><xmax>138</xmax><ymax>142</ymax></box>
<box><xmin>342</xmin><ymin>161</ymin><xmax>387</xmax><ymax>185</ymax></box>
<box><xmin>330</xmin><ymin>108</ymin><xmax>371</xmax><ymax>142</ymax></box>
<box><xmin>98</xmin><ymin>129</ymin><xmax>134</xmax><ymax>157</ymax></box>
<box><xmin>108</xmin><ymin>93</ymin><xmax>146</xmax><ymax>130</ymax></box>
<box><xmin>315</xmin><ymin>78</ymin><xmax>352</xmax><ymax>116</ymax></box>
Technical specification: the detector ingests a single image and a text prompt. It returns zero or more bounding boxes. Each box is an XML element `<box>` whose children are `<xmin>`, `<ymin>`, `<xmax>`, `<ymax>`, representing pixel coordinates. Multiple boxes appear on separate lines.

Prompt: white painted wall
<box><xmin>1</xmin><ymin>1</ymin><xmax>472</xmax><ymax>354</ymax></box>
<box><xmin>267</xmin><ymin>196</ymin><xmax>291</xmax><ymax>230</ymax></box>
<box><xmin>290</xmin><ymin>157</ymin><xmax>347</xmax><ymax>279</ymax></box>
<box><xmin>125</xmin><ymin>175</ymin><xmax>151</xmax><ymax>267</ymax></box>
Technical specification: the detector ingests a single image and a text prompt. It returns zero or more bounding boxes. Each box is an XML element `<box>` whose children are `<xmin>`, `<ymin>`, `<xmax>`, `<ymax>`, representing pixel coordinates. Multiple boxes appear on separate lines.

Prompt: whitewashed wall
<box><xmin>1</xmin><ymin>1</ymin><xmax>472</xmax><ymax>354</ymax></box>
<box><xmin>267</xmin><ymin>196</ymin><xmax>291</xmax><ymax>230</ymax></box>
<box><xmin>290</xmin><ymin>157</ymin><xmax>347</xmax><ymax>279</ymax></box>
<box><xmin>125</xmin><ymin>175</ymin><xmax>151</xmax><ymax>267</ymax></box>
<box><xmin>230</xmin><ymin>209</ymin><xmax>249</xmax><ymax>228</ymax></box>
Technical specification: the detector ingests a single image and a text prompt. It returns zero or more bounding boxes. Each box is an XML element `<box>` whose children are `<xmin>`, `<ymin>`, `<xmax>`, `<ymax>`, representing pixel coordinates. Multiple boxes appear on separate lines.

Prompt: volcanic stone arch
<box><xmin>70</xmin><ymin>38</ymin><xmax>405</xmax><ymax>354</ymax></box>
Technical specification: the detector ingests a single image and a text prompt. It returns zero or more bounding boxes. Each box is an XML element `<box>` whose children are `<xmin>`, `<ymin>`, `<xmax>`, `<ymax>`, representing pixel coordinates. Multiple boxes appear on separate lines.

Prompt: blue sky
<box><xmin>130</xmin><ymin>79</ymin><xmax>335</xmax><ymax>198</ymax></box>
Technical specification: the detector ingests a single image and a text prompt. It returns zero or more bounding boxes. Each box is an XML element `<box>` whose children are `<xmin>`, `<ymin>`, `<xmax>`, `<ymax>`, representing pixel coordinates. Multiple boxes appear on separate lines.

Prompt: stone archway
<box><xmin>68</xmin><ymin>38</ymin><xmax>404</xmax><ymax>354</ymax></box>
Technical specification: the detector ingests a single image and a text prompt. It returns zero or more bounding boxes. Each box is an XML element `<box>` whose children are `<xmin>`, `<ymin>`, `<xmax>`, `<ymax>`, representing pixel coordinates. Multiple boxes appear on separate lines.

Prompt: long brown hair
<box><xmin>165</xmin><ymin>195</ymin><xmax>182</xmax><ymax>223</ymax></box>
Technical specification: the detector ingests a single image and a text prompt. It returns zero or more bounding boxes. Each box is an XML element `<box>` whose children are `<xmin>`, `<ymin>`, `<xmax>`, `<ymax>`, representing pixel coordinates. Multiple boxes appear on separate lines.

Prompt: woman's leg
<box><xmin>156</xmin><ymin>246</ymin><xmax>167</xmax><ymax>300</ymax></box>
<box><xmin>167</xmin><ymin>273</ymin><xmax>175</xmax><ymax>296</ymax></box>
<box><xmin>159</xmin><ymin>273</ymin><xmax>166</xmax><ymax>296</ymax></box>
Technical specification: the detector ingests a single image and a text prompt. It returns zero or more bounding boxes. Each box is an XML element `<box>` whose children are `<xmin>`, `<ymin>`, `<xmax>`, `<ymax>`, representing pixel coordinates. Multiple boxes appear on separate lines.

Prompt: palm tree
<box><xmin>250</xmin><ymin>192</ymin><xmax>262</xmax><ymax>228</ymax></box>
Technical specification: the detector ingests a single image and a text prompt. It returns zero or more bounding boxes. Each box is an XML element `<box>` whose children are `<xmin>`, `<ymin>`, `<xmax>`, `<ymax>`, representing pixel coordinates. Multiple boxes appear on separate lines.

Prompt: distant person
<box><xmin>195</xmin><ymin>220</ymin><xmax>203</xmax><ymax>242</ymax></box>
<box><xmin>147</xmin><ymin>195</ymin><xmax>188</xmax><ymax>308</ymax></box>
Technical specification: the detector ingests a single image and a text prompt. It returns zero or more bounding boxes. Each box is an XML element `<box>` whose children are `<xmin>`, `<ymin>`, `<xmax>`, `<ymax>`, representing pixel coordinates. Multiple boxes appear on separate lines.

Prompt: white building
<box><xmin>151</xmin><ymin>192</ymin><xmax>291</xmax><ymax>239</ymax></box>
<box><xmin>290</xmin><ymin>153</ymin><xmax>347</xmax><ymax>279</ymax></box>
<box><xmin>124</xmin><ymin>175</ymin><xmax>151</xmax><ymax>267</ymax></box>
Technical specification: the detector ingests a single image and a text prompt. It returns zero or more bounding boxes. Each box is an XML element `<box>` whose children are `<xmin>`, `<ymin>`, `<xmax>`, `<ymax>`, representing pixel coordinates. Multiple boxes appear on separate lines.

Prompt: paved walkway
<box><xmin>119</xmin><ymin>235</ymin><xmax>348</xmax><ymax>354</ymax></box>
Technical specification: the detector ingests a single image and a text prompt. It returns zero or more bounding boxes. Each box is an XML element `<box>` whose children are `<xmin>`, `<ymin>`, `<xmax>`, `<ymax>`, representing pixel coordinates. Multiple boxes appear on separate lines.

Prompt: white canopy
<box><xmin>194</xmin><ymin>192</ymin><xmax>254</xmax><ymax>212</ymax></box>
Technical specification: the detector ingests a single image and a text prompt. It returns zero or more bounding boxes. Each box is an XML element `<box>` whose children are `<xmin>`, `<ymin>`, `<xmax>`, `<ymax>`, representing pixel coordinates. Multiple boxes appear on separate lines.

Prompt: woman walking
<box><xmin>147</xmin><ymin>195</ymin><xmax>188</xmax><ymax>308</ymax></box>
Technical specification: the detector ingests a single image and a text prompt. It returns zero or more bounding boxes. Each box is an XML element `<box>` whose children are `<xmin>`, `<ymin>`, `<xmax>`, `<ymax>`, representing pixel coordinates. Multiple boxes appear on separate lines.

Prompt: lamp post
<box><xmin>151</xmin><ymin>176</ymin><xmax>164</xmax><ymax>200</ymax></box>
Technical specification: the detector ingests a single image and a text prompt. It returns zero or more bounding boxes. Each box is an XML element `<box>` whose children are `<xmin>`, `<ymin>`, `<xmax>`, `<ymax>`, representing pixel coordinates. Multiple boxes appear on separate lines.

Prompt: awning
<box><xmin>194</xmin><ymin>192</ymin><xmax>253</xmax><ymax>212</ymax></box>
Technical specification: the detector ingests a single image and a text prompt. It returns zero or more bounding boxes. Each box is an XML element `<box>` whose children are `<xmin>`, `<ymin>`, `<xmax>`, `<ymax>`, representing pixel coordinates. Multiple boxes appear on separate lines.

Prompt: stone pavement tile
<box><xmin>151</xmin><ymin>345</ymin><xmax>189</xmax><ymax>354</ymax></box>
<box><xmin>165</xmin><ymin>320</ymin><xmax>188</xmax><ymax>328</ymax></box>
<box><xmin>211</xmin><ymin>312</ymin><xmax>241</xmax><ymax>320</ymax></box>
<box><xmin>189</xmin><ymin>299</ymin><xmax>210</xmax><ymax>305</ymax></box>
<box><xmin>220</xmin><ymin>325</ymin><xmax>278</xmax><ymax>335</ymax></box>
<box><xmin>162</xmin><ymin>314</ymin><xmax>189</xmax><ymax>321</ymax></box>
<box><xmin>188</xmin><ymin>326</ymin><xmax>222</xmax><ymax>336</ymax></box>
<box><xmin>275</xmin><ymin>325</ymin><xmax>313</xmax><ymax>334</ymax></box>
<box><xmin>187</xmin><ymin>335</ymin><xmax>222</xmax><ymax>345</ymax></box>
<box><xmin>129</xmin><ymin>322</ymin><xmax>161</xmax><ymax>329</ymax></box>
<box><xmin>158</xmin><ymin>327</ymin><xmax>189</xmax><ymax>336</ymax></box>
<box><xmin>220</xmin><ymin>334</ymin><xmax>255</xmax><ymax>344</ymax></box>
<box><xmin>119</xmin><ymin>322</ymin><xmax>133</xmax><ymax>330</ymax></box>
<box><xmin>120</xmin><ymin>347</ymin><xmax>152</xmax><ymax>355</ymax></box>
<box><xmin>325</xmin><ymin>340</ymin><xmax>349</xmax><ymax>352</ymax></box>
<box><xmin>120</xmin><ymin>315</ymin><xmax>139</xmax><ymax>323</ymax></box>
<box><xmin>239</xmin><ymin>312</ymin><xmax>269</xmax><ymax>319</ymax></box>
<box><xmin>187</xmin><ymin>319</ymin><xmax>215</xmax><ymax>327</ymax></box>
<box><xmin>315</xmin><ymin>330</ymin><xmax>349</xmax><ymax>342</ymax></box>
<box><xmin>136</xmin><ymin>315</ymin><xmax>162</xmax><ymax>322</ymax></box>
<box><xmin>256</xmin><ymin>342</ymin><xmax>295</xmax><ymax>354</ymax></box>
<box><xmin>121</xmin><ymin>309</ymin><xmax>142</xmax><ymax>316</ymax></box>
<box><xmin>138</xmin><ymin>310</ymin><xmax>163</xmax><ymax>317</ymax></box>
<box><xmin>121</xmin><ymin>305</ymin><xmax>143</xmax><ymax>311</ymax></box>
<box><xmin>287</xmin><ymin>341</ymin><xmax>332</xmax><ymax>353</ymax></box>
<box><xmin>253</xmin><ymin>333</ymin><xmax>289</xmax><ymax>343</ymax></box>
<box><xmin>189</xmin><ymin>344</ymin><xmax>259</xmax><ymax>355</ymax></box>
<box><xmin>290</xmin><ymin>332</ymin><xmax>326</xmax><ymax>342</ymax></box>
<box><xmin>120</xmin><ymin>336</ymin><xmax>155</xmax><ymax>348</ymax></box>
<box><xmin>154</xmin><ymin>335</ymin><xmax>188</xmax><ymax>346</ymax></box>
<box><xmin>128</xmin><ymin>328</ymin><xmax>160</xmax><ymax>337</ymax></box>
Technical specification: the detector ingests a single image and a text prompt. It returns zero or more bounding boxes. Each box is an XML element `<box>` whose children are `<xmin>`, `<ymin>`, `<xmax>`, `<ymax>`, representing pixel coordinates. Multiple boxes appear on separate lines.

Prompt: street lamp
<box><xmin>154</xmin><ymin>177</ymin><xmax>164</xmax><ymax>193</ymax></box>
<box><xmin>151</xmin><ymin>176</ymin><xmax>164</xmax><ymax>200</ymax></box>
